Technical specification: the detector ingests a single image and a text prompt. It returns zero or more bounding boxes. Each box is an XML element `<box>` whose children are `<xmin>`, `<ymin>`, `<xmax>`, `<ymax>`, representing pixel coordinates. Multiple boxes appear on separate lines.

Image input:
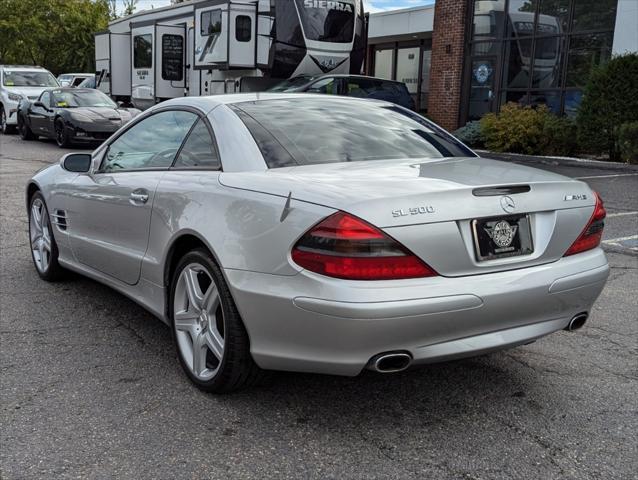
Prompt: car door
<box><xmin>29</xmin><ymin>91</ymin><xmax>51</xmax><ymax>135</ymax></box>
<box><xmin>67</xmin><ymin>108</ymin><xmax>198</xmax><ymax>285</ymax></box>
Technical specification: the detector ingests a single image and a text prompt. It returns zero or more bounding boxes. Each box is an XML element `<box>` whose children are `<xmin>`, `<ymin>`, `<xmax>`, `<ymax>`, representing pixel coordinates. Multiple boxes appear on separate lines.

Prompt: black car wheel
<box><xmin>55</xmin><ymin>118</ymin><xmax>71</xmax><ymax>148</ymax></box>
<box><xmin>1</xmin><ymin>105</ymin><xmax>16</xmax><ymax>134</ymax></box>
<box><xmin>18</xmin><ymin>115</ymin><xmax>36</xmax><ymax>140</ymax></box>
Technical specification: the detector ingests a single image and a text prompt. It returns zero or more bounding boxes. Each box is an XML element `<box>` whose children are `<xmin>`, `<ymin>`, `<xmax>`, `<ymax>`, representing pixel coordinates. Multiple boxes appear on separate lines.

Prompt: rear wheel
<box><xmin>18</xmin><ymin>115</ymin><xmax>35</xmax><ymax>140</ymax></box>
<box><xmin>55</xmin><ymin>118</ymin><xmax>71</xmax><ymax>147</ymax></box>
<box><xmin>28</xmin><ymin>192</ymin><xmax>64</xmax><ymax>281</ymax></box>
<box><xmin>1</xmin><ymin>105</ymin><xmax>16</xmax><ymax>134</ymax></box>
<box><xmin>169</xmin><ymin>249</ymin><xmax>264</xmax><ymax>393</ymax></box>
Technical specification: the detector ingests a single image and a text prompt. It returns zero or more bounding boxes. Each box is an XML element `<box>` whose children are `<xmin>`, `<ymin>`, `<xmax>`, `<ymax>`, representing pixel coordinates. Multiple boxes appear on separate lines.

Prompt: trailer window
<box><xmin>295</xmin><ymin>0</ymin><xmax>355</xmax><ymax>44</ymax></box>
<box><xmin>235</xmin><ymin>15</ymin><xmax>251</xmax><ymax>42</ymax></box>
<box><xmin>134</xmin><ymin>34</ymin><xmax>153</xmax><ymax>69</ymax></box>
<box><xmin>201</xmin><ymin>10</ymin><xmax>222</xmax><ymax>36</ymax></box>
<box><xmin>162</xmin><ymin>34</ymin><xmax>184</xmax><ymax>81</ymax></box>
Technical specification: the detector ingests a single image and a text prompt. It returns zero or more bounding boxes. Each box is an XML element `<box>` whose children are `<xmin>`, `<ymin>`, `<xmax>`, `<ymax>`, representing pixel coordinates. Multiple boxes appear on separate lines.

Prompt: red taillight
<box><xmin>564</xmin><ymin>191</ymin><xmax>606</xmax><ymax>256</ymax></box>
<box><xmin>291</xmin><ymin>211</ymin><xmax>438</xmax><ymax>280</ymax></box>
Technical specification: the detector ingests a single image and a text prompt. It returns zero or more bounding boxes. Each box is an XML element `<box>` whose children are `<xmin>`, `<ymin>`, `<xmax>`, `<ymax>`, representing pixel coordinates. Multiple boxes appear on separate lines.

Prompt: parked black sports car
<box><xmin>17</xmin><ymin>88</ymin><xmax>140</xmax><ymax>147</ymax></box>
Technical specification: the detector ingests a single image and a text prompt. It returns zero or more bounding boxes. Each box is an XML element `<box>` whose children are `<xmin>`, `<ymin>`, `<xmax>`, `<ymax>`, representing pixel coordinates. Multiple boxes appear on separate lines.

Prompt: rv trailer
<box><xmin>95</xmin><ymin>0</ymin><xmax>367</xmax><ymax>109</ymax></box>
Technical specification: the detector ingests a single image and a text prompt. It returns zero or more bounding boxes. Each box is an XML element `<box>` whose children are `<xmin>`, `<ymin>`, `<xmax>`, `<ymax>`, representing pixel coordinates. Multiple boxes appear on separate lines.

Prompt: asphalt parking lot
<box><xmin>1</xmin><ymin>134</ymin><xmax>637</xmax><ymax>479</ymax></box>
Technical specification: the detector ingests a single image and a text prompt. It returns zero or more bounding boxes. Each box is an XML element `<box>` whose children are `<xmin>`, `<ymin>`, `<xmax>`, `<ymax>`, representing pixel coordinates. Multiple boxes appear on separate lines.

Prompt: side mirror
<box><xmin>117</xmin><ymin>101</ymin><xmax>124</xmax><ymax>108</ymax></box>
<box><xmin>60</xmin><ymin>153</ymin><xmax>92</xmax><ymax>173</ymax></box>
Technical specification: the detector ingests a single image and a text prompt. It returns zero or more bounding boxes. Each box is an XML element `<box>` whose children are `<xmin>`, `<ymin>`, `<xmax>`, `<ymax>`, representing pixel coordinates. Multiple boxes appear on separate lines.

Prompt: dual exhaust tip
<box><xmin>369</xmin><ymin>312</ymin><xmax>588</xmax><ymax>373</ymax></box>
<box><xmin>368</xmin><ymin>351</ymin><xmax>412</xmax><ymax>373</ymax></box>
<box><xmin>565</xmin><ymin>312</ymin><xmax>588</xmax><ymax>331</ymax></box>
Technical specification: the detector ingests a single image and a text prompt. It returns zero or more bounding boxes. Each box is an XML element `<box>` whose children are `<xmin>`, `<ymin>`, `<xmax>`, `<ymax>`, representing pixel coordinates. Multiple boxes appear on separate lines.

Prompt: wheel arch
<box><xmin>26</xmin><ymin>181</ymin><xmax>41</xmax><ymax>211</ymax></box>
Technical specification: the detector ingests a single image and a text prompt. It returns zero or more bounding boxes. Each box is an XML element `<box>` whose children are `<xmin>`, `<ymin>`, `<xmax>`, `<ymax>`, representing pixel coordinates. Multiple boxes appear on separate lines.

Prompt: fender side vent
<box><xmin>472</xmin><ymin>185</ymin><xmax>531</xmax><ymax>196</ymax></box>
<box><xmin>51</xmin><ymin>210</ymin><xmax>67</xmax><ymax>231</ymax></box>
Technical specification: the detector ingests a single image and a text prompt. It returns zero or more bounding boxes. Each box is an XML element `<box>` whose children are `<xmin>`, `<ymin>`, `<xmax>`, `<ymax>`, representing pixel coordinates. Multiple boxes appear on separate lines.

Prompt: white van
<box><xmin>0</xmin><ymin>65</ymin><xmax>59</xmax><ymax>134</ymax></box>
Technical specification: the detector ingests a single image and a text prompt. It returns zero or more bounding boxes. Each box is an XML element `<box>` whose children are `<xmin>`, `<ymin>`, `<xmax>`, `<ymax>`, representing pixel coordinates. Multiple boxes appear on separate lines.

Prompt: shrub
<box><xmin>453</xmin><ymin>121</ymin><xmax>484</xmax><ymax>147</ymax></box>
<box><xmin>480</xmin><ymin>103</ymin><xmax>549</xmax><ymax>155</ymax></box>
<box><xmin>577</xmin><ymin>53</ymin><xmax>638</xmax><ymax>162</ymax></box>
<box><xmin>540</xmin><ymin>115</ymin><xmax>578</xmax><ymax>157</ymax></box>
<box><xmin>618</xmin><ymin>122</ymin><xmax>638</xmax><ymax>164</ymax></box>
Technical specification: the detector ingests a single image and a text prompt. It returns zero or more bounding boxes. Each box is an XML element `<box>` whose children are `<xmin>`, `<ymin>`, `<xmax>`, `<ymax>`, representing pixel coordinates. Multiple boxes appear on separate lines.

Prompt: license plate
<box><xmin>471</xmin><ymin>214</ymin><xmax>534</xmax><ymax>261</ymax></box>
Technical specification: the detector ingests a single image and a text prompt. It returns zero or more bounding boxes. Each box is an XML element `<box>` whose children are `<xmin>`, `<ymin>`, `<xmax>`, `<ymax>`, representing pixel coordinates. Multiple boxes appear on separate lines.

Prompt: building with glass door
<box><xmin>367</xmin><ymin>0</ymin><xmax>637</xmax><ymax>131</ymax></box>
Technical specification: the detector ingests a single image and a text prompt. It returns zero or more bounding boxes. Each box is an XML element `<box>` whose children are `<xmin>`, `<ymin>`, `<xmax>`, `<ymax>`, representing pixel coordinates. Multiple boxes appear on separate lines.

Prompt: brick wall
<box><xmin>427</xmin><ymin>0</ymin><xmax>469</xmax><ymax>132</ymax></box>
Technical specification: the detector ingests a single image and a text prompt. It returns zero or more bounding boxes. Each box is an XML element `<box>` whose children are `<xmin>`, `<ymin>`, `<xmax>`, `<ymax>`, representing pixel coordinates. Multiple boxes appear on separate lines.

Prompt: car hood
<box><xmin>4</xmin><ymin>86</ymin><xmax>53</xmax><ymax>100</ymax></box>
<box><xmin>68</xmin><ymin>107</ymin><xmax>137</xmax><ymax>122</ymax></box>
<box><xmin>219</xmin><ymin>157</ymin><xmax>593</xmax><ymax>227</ymax></box>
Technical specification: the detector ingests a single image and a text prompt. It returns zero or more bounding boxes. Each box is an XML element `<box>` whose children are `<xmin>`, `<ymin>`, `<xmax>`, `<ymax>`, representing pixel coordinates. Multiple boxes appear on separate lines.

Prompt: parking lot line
<box><xmin>575</xmin><ymin>173</ymin><xmax>638</xmax><ymax>180</ymax></box>
<box><xmin>606</xmin><ymin>211</ymin><xmax>638</xmax><ymax>218</ymax></box>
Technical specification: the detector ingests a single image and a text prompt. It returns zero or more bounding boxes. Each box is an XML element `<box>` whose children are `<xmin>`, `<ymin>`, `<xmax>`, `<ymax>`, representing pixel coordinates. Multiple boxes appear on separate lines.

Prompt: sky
<box><xmin>114</xmin><ymin>0</ymin><xmax>435</xmax><ymax>15</ymax></box>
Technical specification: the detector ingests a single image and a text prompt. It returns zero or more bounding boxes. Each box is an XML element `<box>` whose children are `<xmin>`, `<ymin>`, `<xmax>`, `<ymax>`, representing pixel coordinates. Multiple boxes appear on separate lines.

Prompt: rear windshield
<box><xmin>231</xmin><ymin>98</ymin><xmax>475</xmax><ymax>168</ymax></box>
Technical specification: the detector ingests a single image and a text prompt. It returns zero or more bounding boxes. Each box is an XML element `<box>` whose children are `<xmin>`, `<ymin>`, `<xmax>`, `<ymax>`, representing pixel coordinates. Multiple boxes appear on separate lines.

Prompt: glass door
<box><xmin>468</xmin><ymin>56</ymin><xmax>497</xmax><ymax>121</ymax></box>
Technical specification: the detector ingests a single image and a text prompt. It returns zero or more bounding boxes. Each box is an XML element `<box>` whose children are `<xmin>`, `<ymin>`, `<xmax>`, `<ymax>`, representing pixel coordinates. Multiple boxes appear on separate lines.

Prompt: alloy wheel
<box><xmin>29</xmin><ymin>198</ymin><xmax>52</xmax><ymax>273</ymax></box>
<box><xmin>173</xmin><ymin>263</ymin><xmax>225</xmax><ymax>381</ymax></box>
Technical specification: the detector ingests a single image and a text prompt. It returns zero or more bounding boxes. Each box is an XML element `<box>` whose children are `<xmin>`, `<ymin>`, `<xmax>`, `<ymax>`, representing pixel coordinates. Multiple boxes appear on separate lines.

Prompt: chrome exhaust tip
<box><xmin>368</xmin><ymin>352</ymin><xmax>413</xmax><ymax>373</ymax></box>
<box><xmin>565</xmin><ymin>312</ymin><xmax>588</xmax><ymax>331</ymax></box>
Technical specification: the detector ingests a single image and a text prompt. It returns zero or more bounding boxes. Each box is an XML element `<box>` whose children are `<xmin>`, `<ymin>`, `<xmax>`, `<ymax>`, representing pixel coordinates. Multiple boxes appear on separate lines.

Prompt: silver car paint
<box><xmin>27</xmin><ymin>94</ymin><xmax>609</xmax><ymax>376</ymax></box>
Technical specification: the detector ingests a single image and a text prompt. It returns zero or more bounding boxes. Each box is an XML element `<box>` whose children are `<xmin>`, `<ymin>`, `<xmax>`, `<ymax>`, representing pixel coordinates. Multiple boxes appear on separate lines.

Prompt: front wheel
<box><xmin>169</xmin><ymin>249</ymin><xmax>265</xmax><ymax>393</ymax></box>
<box><xmin>19</xmin><ymin>115</ymin><xmax>36</xmax><ymax>140</ymax></box>
<box><xmin>55</xmin><ymin>118</ymin><xmax>71</xmax><ymax>147</ymax></box>
<box><xmin>29</xmin><ymin>192</ymin><xmax>64</xmax><ymax>281</ymax></box>
<box><xmin>1</xmin><ymin>105</ymin><xmax>16</xmax><ymax>134</ymax></box>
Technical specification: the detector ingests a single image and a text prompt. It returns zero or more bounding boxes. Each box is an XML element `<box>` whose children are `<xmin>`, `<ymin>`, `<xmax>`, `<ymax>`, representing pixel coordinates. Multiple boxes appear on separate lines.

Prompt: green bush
<box><xmin>577</xmin><ymin>53</ymin><xmax>638</xmax><ymax>162</ymax></box>
<box><xmin>480</xmin><ymin>102</ymin><xmax>579</xmax><ymax>157</ymax></box>
<box><xmin>453</xmin><ymin>121</ymin><xmax>484</xmax><ymax>147</ymax></box>
<box><xmin>540</xmin><ymin>115</ymin><xmax>578</xmax><ymax>157</ymax></box>
<box><xmin>480</xmin><ymin>103</ymin><xmax>546</xmax><ymax>154</ymax></box>
<box><xmin>618</xmin><ymin>122</ymin><xmax>638</xmax><ymax>164</ymax></box>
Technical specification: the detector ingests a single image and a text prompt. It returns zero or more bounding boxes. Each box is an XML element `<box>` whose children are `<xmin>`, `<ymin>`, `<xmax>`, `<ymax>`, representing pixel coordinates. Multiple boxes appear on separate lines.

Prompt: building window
<box><xmin>374</xmin><ymin>49</ymin><xmax>394</xmax><ymax>80</ymax></box>
<box><xmin>161</xmin><ymin>34</ymin><xmax>183</xmax><ymax>81</ymax></box>
<box><xmin>133</xmin><ymin>34</ymin><xmax>152</xmax><ymax>69</ymax></box>
<box><xmin>235</xmin><ymin>15</ymin><xmax>251</xmax><ymax>42</ymax></box>
<box><xmin>464</xmin><ymin>0</ymin><xmax>618</xmax><ymax>122</ymax></box>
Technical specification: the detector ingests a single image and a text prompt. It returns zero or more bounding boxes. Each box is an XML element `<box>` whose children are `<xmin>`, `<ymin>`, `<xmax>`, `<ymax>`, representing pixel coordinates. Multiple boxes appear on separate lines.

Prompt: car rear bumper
<box><xmin>225</xmin><ymin>248</ymin><xmax>609</xmax><ymax>376</ymax></box>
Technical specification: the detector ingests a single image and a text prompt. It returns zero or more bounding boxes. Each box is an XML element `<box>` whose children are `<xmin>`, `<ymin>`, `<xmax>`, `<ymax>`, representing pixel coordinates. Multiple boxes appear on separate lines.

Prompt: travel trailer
<box><xmin>95</xmin><ymin>0</ymin><xmax>367</xmax><ymax>109</ymax></box>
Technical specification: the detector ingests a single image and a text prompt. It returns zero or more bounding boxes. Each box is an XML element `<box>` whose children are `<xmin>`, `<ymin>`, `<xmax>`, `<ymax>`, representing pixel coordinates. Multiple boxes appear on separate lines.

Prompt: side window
<box><xmin>72</xmin><ymin>77</ymin><xmax>85</xmax><ymax>87</ymax></box>
<box><xmin>345</xmin><ymin>78</ymin><xmax>375</xmax><ymax>98</ymax></box>
<box><xmin>307</xmin><ymin>78</ymin><xmax>337</xmax><ymax>94</ymax></box>
<box><xmin>173</xmin><ymin>119</ymin><xmax>220</xmax><ymax>169</ymax></box>
<box><xmin>101</xmin><ymin>110</ymin><xmax>197</xmax><ymax>173</ymax></box>
<box><xmin>201</xmin><ymin>10</ymin><xmax>222</xmax><ymax>36</ymax></box>
<box><xmin>134</xmin><ymin>34</ymin><xmax>153</xmax><ymax>69</ymax></box>
<box><xmin>39</xmin><ymin>92</ymin><xmax>51</xmax><ymax>107</ymax></box>
<box><xmin>235</xmin><ymin>15</ymin><xmax>251</xmax><ymax>42</ymax></box>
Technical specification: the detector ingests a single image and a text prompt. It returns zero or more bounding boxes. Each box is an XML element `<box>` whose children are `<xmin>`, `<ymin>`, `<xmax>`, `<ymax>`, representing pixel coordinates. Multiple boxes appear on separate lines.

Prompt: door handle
<box><xmin>130</xmin><ymin>191</ymin><xmax>149</xmax><ymax>204</ymax></box>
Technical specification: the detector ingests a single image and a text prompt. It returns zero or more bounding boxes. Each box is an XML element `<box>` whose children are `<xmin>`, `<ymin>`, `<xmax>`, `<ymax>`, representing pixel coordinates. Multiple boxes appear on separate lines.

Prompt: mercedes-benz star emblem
<box><xmin>485</xmin><ymin>221</ymin><xmax>518</xmax><ymax>248</ymax></box>
<box><xmin>500</xmin><ymin>195</ymin><xmax>516</xmax><ymax>213</ymax></box>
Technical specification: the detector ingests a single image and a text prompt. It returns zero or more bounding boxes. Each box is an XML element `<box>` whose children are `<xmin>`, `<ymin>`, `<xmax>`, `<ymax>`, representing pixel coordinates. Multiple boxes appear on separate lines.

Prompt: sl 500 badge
<box><xmin>392</xmin><ymin>206</ymin><xmax>435</xmax><ymax>217</ymax></box>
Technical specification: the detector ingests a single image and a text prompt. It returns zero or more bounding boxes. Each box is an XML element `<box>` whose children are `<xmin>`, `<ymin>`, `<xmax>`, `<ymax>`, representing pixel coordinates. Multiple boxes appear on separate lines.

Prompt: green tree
<box><xmin>0</xmin><ymin>0</ymin><xmax>110</xmax><ymax>75</ymax></box>
<box><xmin>577</xmin><ymin>54</ymin><xmax>638</xmax><ymax>162</ymax></box>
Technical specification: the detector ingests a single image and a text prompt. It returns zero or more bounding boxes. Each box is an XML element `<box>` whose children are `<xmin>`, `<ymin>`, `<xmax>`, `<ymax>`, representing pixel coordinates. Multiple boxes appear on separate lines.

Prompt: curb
<box><xmin>476</xmin><ymin>150</ymin><xmax>638</xmax><ymax>172</ymax></box>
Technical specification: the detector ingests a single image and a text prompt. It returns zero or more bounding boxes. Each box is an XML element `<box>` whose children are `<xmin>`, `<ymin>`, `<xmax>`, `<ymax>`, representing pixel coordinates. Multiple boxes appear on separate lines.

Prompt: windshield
<box><xmin>268</xmin><ymin>75</ymin><xmax>315</xmax><ymax>92</ymax></box>
<box><xmin>232</xmin><ymin>98</ymin><xmax>476</xmax><ymax>168</ymax></box>
<box><xmin>295</xmin><ymin>0</ymin><xmax>355</xmax><ymax>43</ymax></box>
<box><xmin>3</xmin><ymin>70</ymin><xmax>58</xmax><ymax>87</ymax></box>
<box><xmin>51</xmin><ymin>89</ymin><xmax>117</xmax><ymax>108</ymax></box>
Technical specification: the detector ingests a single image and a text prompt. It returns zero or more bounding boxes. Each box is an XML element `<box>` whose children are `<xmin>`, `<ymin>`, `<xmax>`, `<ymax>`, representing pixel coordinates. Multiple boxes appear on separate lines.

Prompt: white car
<box><xmin>0</xmin><ymin>65</ymin><xmax>59</xmax><ymax>134</ymax></box>
<box><xmin>57</xmin><ymin>73</ymin><xmax>93</xmax><ymax>88</ymax></box>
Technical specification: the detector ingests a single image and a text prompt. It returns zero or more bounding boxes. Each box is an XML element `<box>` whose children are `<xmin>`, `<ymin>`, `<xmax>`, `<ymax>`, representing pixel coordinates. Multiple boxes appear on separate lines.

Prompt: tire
<box><xmin>28</xmin><ymin>192</ymin><xmax>64</xmax><ymax>281</ymax></box>
<box><xmin>1</xmin><ymin>105</ymin><xmax>16</xmax><ymax>134</ymax></box>
<box><xmin>54</xmin><ymin>118</ymin><xmax>71</xmax><ymax>147</ymax></box>
<box><xmin>169</xmin><ymin>248</ymin><xmax>265</xmax><ymax>393</ymax></box>
<box><xmin>18</xmin><ymin>115</ymin><xmax>36</xmax><ymax>140</ymax></box>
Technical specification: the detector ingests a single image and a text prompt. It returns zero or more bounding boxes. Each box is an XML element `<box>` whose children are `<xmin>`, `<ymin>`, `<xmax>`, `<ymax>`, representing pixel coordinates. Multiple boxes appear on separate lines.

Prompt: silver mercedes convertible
<box><xmin>26</xmin><ymin>94</ymin><xmax>609</xmax><ymax>392</ymax></box>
